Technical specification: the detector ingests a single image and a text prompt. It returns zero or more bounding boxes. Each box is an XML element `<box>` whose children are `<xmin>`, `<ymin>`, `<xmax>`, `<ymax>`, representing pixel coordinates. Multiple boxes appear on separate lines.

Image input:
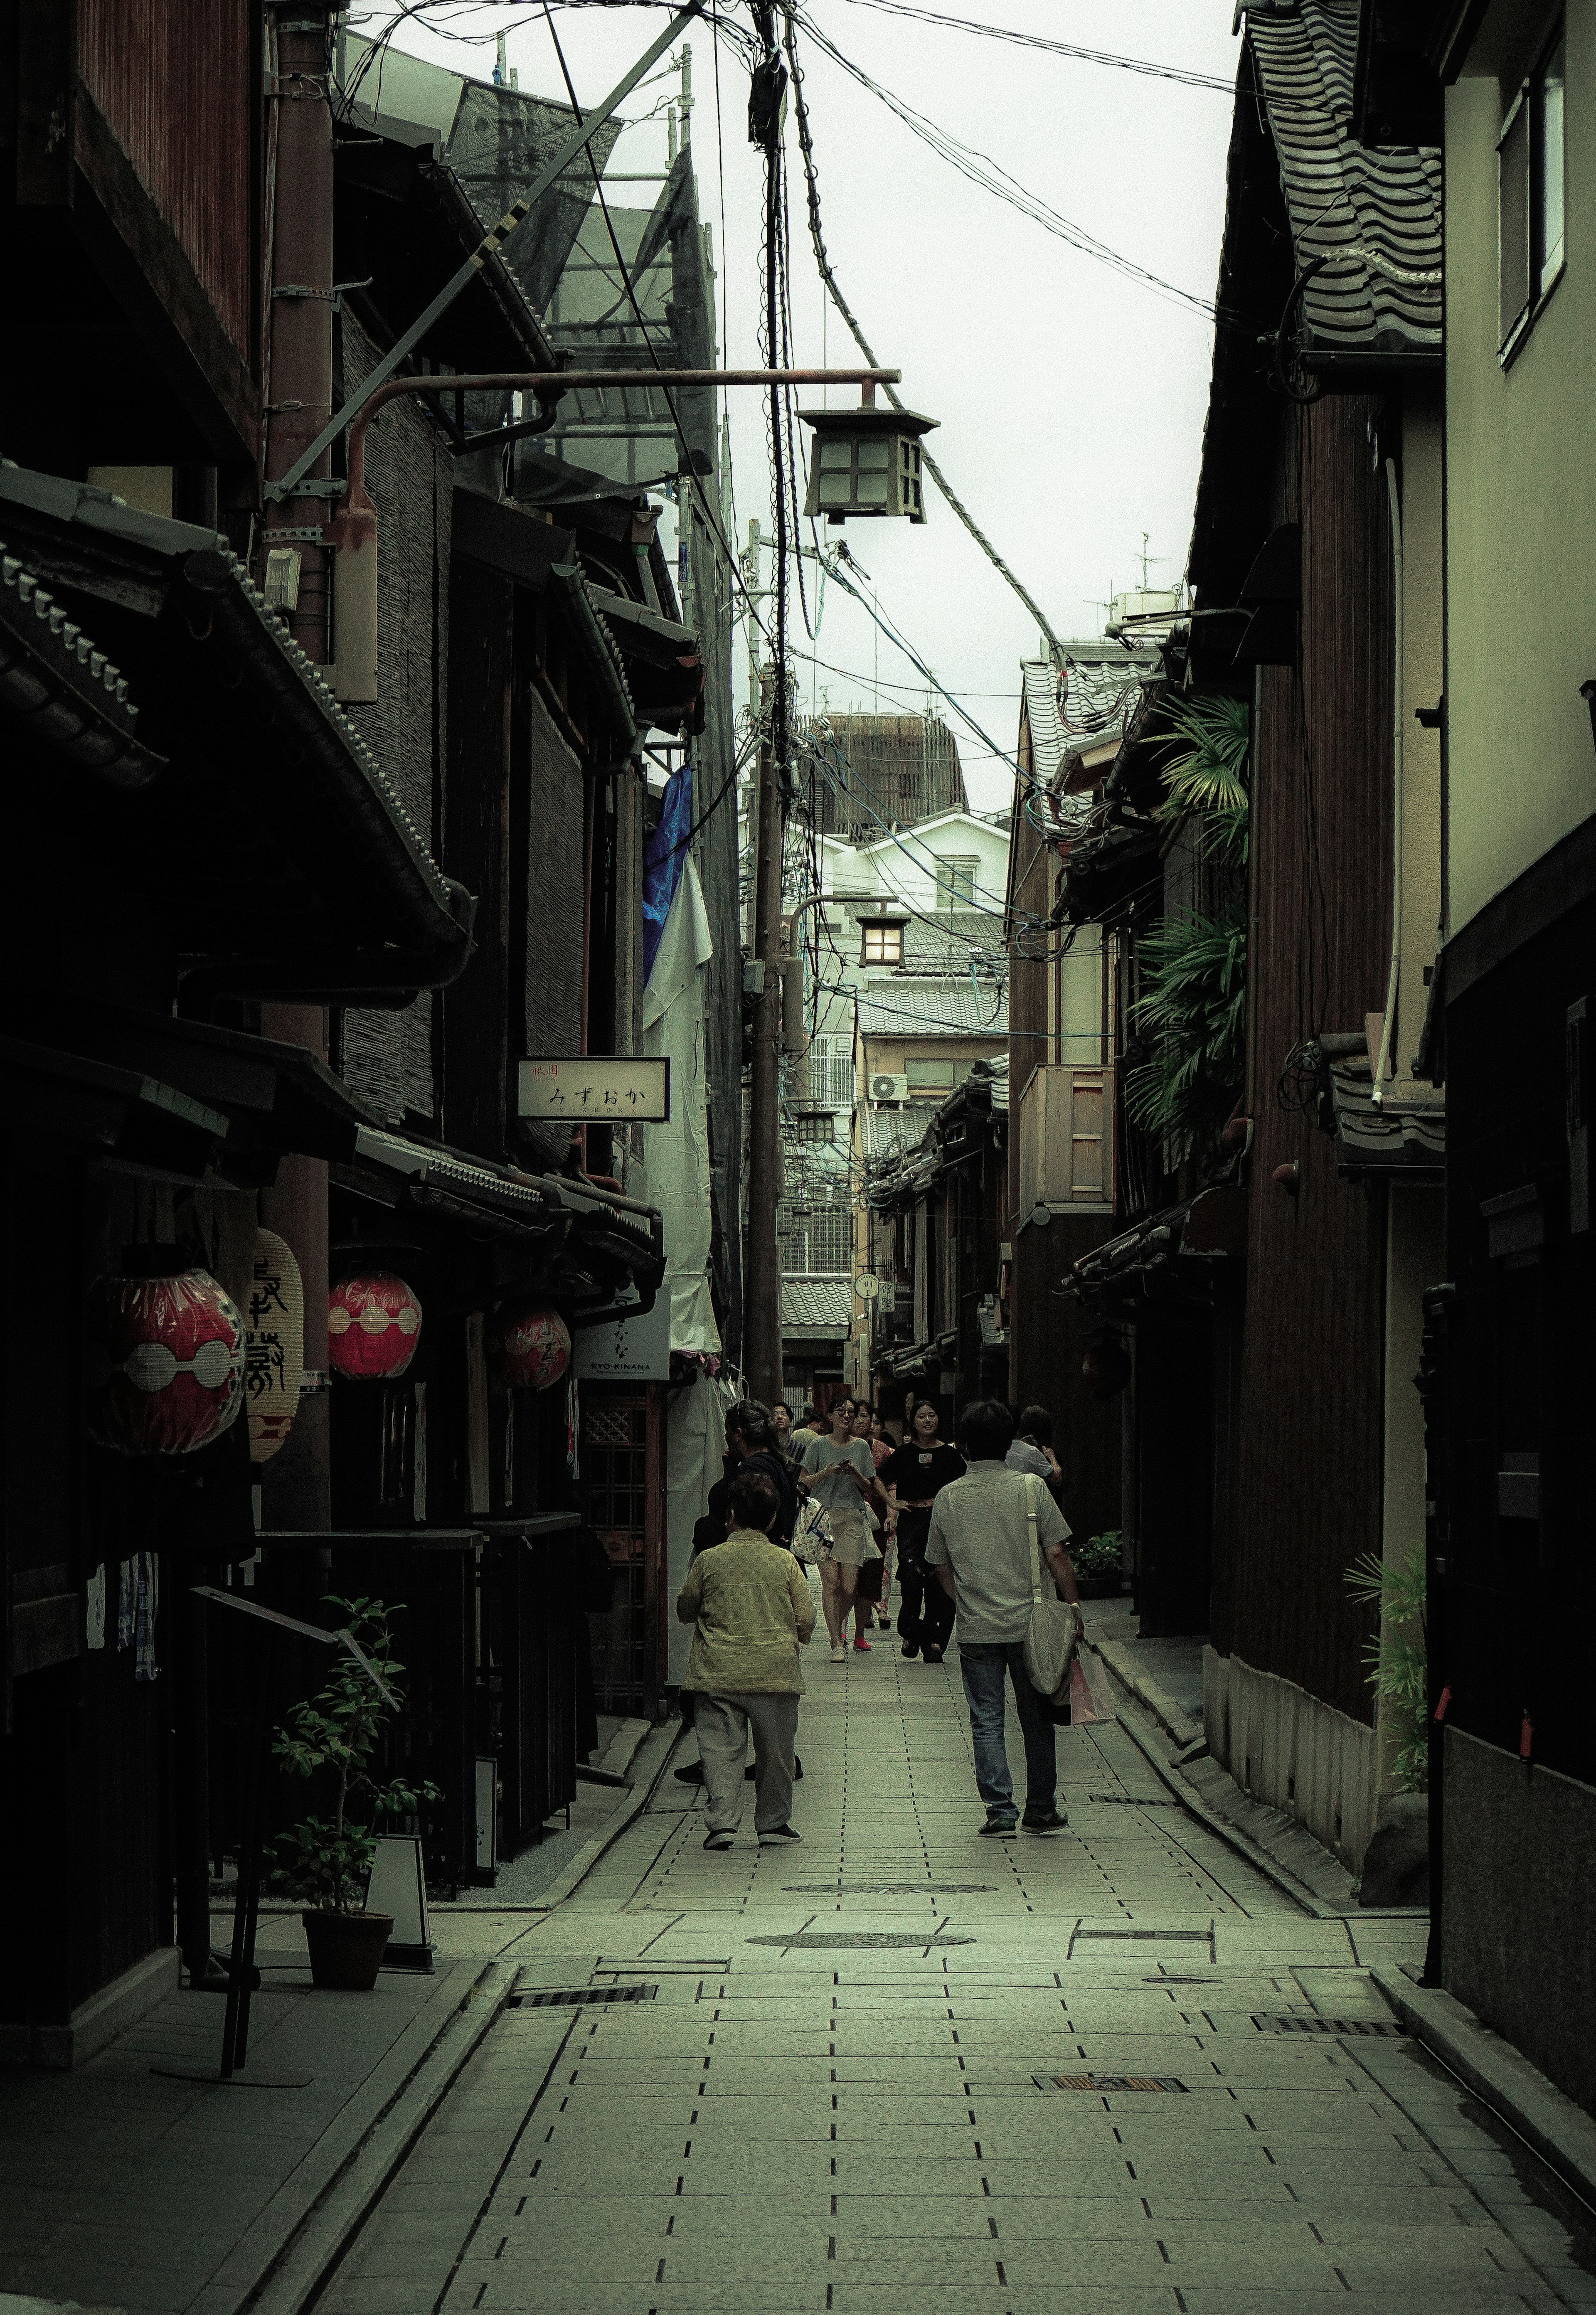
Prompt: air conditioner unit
<box><xmin>869</xmin><ymin>1074</ymin><xmax>909</xmax><ymax>1104</ymax></box>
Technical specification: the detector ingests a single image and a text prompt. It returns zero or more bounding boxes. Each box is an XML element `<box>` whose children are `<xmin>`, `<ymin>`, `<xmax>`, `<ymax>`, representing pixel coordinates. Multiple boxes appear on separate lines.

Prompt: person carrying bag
<box><xmin>924</xmin><ymin>1400</ymin><xmax>1085</xmax><ymax>1838</ymax></box>
<box><xmin>1021</xmin><ymin>1475</ymin><xmax>1079</xmax><ymax>1709</ymax></box>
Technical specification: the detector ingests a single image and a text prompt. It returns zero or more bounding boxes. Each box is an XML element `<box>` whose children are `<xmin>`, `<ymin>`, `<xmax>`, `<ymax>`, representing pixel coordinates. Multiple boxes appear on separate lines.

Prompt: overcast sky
<box><xmin>346</xmin><ymin>1</ymin><xmax>1242</xmax><ymax>807</ymax></box>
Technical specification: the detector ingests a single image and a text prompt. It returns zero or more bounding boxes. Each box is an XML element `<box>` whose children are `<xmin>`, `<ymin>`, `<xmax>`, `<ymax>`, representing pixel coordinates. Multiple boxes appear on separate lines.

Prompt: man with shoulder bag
<box><xmin>925</xmin><ymin>1399</ymin><xmax>1083</xmax><ymax>1839</ymax></box>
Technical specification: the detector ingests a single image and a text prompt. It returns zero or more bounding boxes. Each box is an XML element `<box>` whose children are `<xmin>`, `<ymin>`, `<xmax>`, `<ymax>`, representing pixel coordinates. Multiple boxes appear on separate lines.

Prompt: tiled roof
<box><xmin>855</xmin><ymin>978</ymin><xmax>1008</xmax><ymax>1040</ymax></box>
<box><xmin>780</xmin><ymin>1276</ymin><xmax>853</xmax><ymax>1330</ymax></box>
<box><xmin>858</xmin><ymin>1105</ymin><xmax>929</xmax><ymax>1163</ymax></box>
<box><xmin>901</xmin><ymin>911</ymin><xmax>1008</xmax><ymax>974</ymax></box>
<box><xmin>1249</xmin><ymin>0</ymin><xmax>1442</xmax><ymax>355</ymax></box>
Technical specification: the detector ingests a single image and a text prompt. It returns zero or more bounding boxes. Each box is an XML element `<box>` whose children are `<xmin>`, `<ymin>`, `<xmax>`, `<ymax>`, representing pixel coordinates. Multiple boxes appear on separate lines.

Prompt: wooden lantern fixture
<box><xmin>87</xmin><ymin>1251</ymin><xmax>246</xmax><ymax>1455</ymax></box>
<box><xmin>328</xmin><ymin>1273</ymin><xmax>422</xmax><ymax>1381</ymax></box>
<box><xmin>799</xmin><ymin>393</ymin><xmax>938</xmax><ymax>525</ymax></box>
<box><xmin>495</xmin><ymin>1303</ymin><xmax>572</xmax><ymax>1391</ymax></box>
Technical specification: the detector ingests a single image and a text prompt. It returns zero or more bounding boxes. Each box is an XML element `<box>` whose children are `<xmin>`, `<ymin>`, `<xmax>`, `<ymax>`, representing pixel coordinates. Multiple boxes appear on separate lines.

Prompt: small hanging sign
<box><xmin>518</xmin><ymin>1055</ymin><xmax>670</xmax><ymax>1122</ymax></box>
<box><xmin>247</xmin><ymin>1228</ymin><xmax>305</xmax><ymax>1464</ymax></box>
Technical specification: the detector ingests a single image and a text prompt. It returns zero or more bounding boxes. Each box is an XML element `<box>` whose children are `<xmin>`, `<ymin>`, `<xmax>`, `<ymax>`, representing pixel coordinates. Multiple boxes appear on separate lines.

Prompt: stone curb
<box><xmin>1096</xmin><ymin>1662</ymin><xmax>1335</xmax><ymax>1919</ymax></box>
<box><xmin>1093</xmin><ymin>1636</ymin><xmax>1204</xmax><ymax>1751</ymax></box>
<box><xmin>232</xmin><ymin>1960</ymin><xmax>517</xmax><ymax>2315</ymax></box>
<box><xmin>517</xmin><ymin>1717</ymin><xmax>685</xmax><ymax>1914</ymax></box>
<box><xmin>1370</xmin><ymin>1965</ymin><xmax>1596</xmax><ymax>2209</ymax></box>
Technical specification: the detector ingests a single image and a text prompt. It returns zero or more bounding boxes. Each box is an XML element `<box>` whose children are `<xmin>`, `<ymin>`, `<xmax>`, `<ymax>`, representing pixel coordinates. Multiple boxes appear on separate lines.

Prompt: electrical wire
<box><xmin>788</xmin><ymin>3</ymin><xmax>1229</xmax><ymax>324</ymax></box>
<box><xmin>781</xmin><ymin>6</ymin><xmax>1065</xmax><ymax>659</ymax></box>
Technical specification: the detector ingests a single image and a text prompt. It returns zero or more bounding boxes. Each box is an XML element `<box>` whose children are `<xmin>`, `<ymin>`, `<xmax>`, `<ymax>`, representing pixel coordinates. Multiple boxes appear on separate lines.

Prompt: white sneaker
<box><xmin>830</xmin><ymin>1645</ymin><xmax>847</xmax><ymax>1663</ymax></box>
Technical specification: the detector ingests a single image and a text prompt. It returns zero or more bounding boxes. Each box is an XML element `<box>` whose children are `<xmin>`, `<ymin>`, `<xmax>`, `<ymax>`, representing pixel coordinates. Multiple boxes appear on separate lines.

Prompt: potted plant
<box><xmin>270</xmin><ymin>1596</ymin><xmax>439</xmax><ymax>1990</ymax></box>
<box><xmin>1072</xmin><ymin>1530</ymin><xmax>1128</xmax><ymax>1600</ymax></box>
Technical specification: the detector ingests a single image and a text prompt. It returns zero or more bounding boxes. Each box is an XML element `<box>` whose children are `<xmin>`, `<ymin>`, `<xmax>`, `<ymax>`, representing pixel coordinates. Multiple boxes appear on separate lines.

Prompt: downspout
<box><xmin>1374</xmin><ymin>458</ymin><xmax>1403</xmax><ymax>1101</ymax></box>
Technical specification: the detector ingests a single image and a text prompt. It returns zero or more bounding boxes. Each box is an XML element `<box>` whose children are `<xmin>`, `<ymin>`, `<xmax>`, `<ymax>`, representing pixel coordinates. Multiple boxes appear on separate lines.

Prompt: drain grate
<box><xmin>1088</xmin><ymin>1793</ymin><xmax>1180</xmax><ymax>1807</ymax></box>
<box><xmin>511</xmin><ymin>1984</ymin><xmax>659</xmax><ymax>2008</ymax></box>
<box><xmin>745</xmin><ymin>1932</ymin><xmax>976</xmax><ymax>1949</ymax></box>
<box><xmin>1036</xmin><ymin>2072</ymin><xmax>1188</xmax><ymax>2093</ymax></box>
<box><xmin>781</xmin><ymin>1883</ymin><xmax>996</xmax><ymax>1896</ymax></box>
<box><xmin>1256</xmin><ymin>2014</ymin><xmax>1403</xmax><ymax>2037</ymax></box>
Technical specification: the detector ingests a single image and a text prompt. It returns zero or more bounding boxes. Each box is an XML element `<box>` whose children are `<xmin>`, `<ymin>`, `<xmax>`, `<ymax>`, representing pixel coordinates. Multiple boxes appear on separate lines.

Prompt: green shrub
<box><xmin>1345</xmin><ymin>1548</ymin><xmax>1428</xmax><ymax>1793</ymax></box>
<box><xmin>270</xmin><ymin>1597</ymin><xmax>440</xmax><ymax>1914</ymax></box>
<box><xmin>1073</xmin><ymin>1530</ymin><xmax>1123</xmax><ymax>1581</ymax></box>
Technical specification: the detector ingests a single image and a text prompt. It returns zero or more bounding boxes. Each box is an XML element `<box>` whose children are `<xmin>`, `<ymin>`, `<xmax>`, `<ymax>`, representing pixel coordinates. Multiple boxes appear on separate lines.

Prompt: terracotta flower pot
<box><xmin>302</xmin><ymin>1909</ymin><xmax>393</xmax><ymax>1990</ymax></box>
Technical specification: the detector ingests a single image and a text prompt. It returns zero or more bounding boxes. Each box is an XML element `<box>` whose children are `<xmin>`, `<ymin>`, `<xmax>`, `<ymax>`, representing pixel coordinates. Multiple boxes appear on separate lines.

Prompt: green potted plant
<box><xmin>1071</xmin><ymin>1531</ymin><xmax>1128</xmax><ymax>1599</ymax></box>
<box><xmin>270</xmin><ymin>1596</ymin><xmax>439</xmax><ymax>1990</ymax></box>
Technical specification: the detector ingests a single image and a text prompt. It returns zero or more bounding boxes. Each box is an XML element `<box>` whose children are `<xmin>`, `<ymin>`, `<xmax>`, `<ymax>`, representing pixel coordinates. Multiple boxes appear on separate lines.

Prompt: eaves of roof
<box><xmin>0</xmin><ymin>463</ymin><xmax>475</xmax><ymax>998</ymax></box>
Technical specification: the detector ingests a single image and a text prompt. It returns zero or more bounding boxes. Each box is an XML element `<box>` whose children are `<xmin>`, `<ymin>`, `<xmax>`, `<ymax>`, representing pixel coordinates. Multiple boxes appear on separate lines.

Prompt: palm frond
<box><xmin>1153</xmin><ymin>691</ymin><xmax>1250</xmax><ymax>864</ymax></box>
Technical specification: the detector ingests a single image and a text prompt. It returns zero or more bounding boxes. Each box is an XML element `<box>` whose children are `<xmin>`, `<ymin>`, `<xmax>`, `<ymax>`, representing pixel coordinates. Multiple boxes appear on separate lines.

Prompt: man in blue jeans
<box><xmin>926</xmin><ymin>1400</ymin><xmax>1083</xmax><ymax>1837</ymax></box>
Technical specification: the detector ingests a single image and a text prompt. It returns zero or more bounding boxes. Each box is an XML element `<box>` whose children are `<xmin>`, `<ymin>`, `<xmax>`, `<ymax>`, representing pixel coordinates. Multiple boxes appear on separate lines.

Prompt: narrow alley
<box><xmin>300</xmin><ymin>1657</ymin><xmax>1596</xmax><ymax>2315</ymax></box>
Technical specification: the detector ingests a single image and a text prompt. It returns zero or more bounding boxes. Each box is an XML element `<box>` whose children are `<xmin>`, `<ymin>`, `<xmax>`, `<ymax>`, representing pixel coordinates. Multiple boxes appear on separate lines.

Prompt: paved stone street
<box><xmin>309</xmin><ymin>1647</ymin><xmax>1596</xmax><ymax>2315</ymax></box>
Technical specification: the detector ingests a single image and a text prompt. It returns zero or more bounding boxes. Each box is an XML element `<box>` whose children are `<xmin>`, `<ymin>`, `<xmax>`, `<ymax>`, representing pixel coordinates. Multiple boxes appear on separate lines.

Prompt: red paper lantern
<box><xmin>87</xmin><ymin>1263</ymin><xmax>246</xmax><ymax>1455</ymax></box>
<box><xmin>328</xmin><ymin>1273</ymin><xmax>422</xmax><ymax>1380</ymax></box>
<box><xmin>498</xmin><ymin>1303</ymin><xmax>571</xmax><ymax>1391</ymax></box>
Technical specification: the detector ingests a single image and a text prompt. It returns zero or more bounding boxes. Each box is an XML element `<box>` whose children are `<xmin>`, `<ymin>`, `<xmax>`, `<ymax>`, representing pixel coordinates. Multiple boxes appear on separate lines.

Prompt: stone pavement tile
<box><xmin>828</xmin><ymin>2292</ymin><xmax>1182</xmax><ymax>2315</ymax></box>
<box><xmin>1175</xmin><ymin>2295</ymin><xmax>1550</xmax><ymax>2315</ymax></box>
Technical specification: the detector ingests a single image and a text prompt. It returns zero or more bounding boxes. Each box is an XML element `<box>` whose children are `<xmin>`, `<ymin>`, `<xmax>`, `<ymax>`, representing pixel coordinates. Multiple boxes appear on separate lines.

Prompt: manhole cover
<box><xmin>512</xmin><ymin>1985</ymin><xmax>658</xmax><ymax>2007</ymax></box>
<box><xmin>1256</xmin><ymin>2015</ymin><xmax>1403</xmax><ymax>2037</ymax></box>
<box><xmin>1036</xmin><ymin>2073</ymin><xmax>1187</xmax><ymax>2093</ymax></box>
<box><xmin>781</xmin><ymin>1884</ymin><xmax>996</xmax><ymax>1896</ymax></box>
<box><xmin>745</xmin><ymin>1932</ymin><xmax>977</xmax><ymax>1949</ymax></box>
<box><xmin>1088</xmin><ymin>1793</ymin><xmax>1180</xmax><ymax>1807</ymax></box>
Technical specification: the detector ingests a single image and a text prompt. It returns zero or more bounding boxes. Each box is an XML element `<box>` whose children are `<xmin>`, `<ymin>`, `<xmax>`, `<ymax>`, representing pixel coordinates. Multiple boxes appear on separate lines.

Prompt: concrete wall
<box><xmin>1394</xmin><ymin>390</ymin><xmax>1445</xmax><ymax>1080</ymax></box>
<box><xmin>1377</xmin><ymin>1187</ymin><xmax>1445</xmax><ymax>1788</ymax></box>
<box><xmin>1204</xmin><ymin>1646</ymin><xmax>1378</xmax><ymax>1869</ymax></box>
<box><xmin>1445</xmin><ymin>1726</ymin><xmax>1596</xmax><ymax>2116</ymax></box>
<box><xmin>1446</xmin><ymin>9</ymin><xmax>1596</xmax><ymax>935</ymax></box>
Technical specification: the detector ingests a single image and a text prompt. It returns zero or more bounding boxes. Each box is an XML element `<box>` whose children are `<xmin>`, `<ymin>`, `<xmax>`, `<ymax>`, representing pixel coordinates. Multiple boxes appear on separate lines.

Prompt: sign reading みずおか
<box><xmin>518</xmin><ymin>1055</ymin><xmax>670</xmax><ymax>1122</ymax></box>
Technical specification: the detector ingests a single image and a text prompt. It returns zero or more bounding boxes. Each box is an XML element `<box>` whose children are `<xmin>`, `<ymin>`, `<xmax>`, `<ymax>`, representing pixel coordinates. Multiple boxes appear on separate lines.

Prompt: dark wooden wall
<box><xmin>1226</xmin><ymin>394</ymin><xmax>1394</xmax><ymax>1721</ymax></box>
<box><xmin>79</xmin><ymin>0</ymin><xmax>256</xmax><ymax>365</ymax></box>
<box><xmin>1443</xmin><ymin>887</ymin><xmax>1596</xmax><ymax>1785</ymax></box>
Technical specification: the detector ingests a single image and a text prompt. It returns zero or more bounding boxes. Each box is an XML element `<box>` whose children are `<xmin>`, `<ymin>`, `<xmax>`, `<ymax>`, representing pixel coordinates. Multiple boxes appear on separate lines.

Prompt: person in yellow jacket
<box><xmin>676</xmin><ymin>1465</ymin><xmax>816</xmax><ymax>1850</ymax></box>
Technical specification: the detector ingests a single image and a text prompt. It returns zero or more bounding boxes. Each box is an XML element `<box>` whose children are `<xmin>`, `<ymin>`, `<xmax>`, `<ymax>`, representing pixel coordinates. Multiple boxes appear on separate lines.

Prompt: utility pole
<box><xmin>744</xmin><ymin>658</ymin><xmax>787</xmax><ymax>1407</ymax></box>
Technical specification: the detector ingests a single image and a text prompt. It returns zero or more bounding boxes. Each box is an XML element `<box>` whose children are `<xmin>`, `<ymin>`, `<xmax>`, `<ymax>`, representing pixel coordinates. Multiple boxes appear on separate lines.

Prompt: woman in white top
<box><xmin>800</xmin><ymin>1394</ymin><xmax>887</xmax><ymax>1662</ymax></box>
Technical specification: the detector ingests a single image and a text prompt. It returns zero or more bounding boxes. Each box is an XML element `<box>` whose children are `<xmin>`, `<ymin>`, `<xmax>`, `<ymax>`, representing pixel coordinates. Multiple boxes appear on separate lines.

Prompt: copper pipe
<box><xmin>340</xmin><ymin>369</ymin><xmax>900</xmax><ymax>507</ymax></box>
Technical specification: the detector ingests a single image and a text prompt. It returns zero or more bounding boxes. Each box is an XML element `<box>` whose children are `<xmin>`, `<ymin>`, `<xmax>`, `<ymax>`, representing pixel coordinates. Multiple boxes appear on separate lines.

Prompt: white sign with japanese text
<box><xmin>573</xmin><ymin>1292</ymin><xmax>672</xmax><ymax>1381</ymax></box>
<box><xmin>517</xmin><ymin>1055</ymin><xmax>671</xmax><ymax>1123</ymax></box>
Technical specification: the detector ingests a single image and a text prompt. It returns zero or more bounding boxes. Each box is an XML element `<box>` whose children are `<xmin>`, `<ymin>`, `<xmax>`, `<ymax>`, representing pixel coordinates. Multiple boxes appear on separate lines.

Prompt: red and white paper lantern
<box><xmin>328</xmin><ymin>1273</ymin><xmax>422</xmax><ymax>1381</ymax></box>
<box><xmin>87</xmin><ymin>1264</ymin><xmax>246</xmax><ymax>1455</ymax></box>
<box><xmin>496</xmin><ymin>1303</ymin><xmax>571</xmax><ymax>1391</ymax></box>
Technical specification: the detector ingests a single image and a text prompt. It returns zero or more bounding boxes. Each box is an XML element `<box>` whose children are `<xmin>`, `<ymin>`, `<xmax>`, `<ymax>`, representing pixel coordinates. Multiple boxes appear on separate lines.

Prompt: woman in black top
<box><xmin>880</xmin><ymin>1399</ymin><xmax>966</xmax><ymax>1664</ymax></box>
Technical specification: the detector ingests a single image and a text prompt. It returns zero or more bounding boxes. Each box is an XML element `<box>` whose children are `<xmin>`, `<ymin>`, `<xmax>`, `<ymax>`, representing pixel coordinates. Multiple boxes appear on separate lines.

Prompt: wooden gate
<box><xmin>582</xmin><ymin>1386</ymin><xmax>665</xmax><ymax>1717</ymax></box>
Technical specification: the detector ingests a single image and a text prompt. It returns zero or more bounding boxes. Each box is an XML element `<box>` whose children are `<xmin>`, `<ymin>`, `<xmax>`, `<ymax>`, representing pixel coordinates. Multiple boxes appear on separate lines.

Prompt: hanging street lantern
<box><xmin>493</xmin><ymin>1303</ymin><xmax>572</xmax><ymax>1392</ymax></box>
<box><xmin>798</xmin><ymin>389</ymin><xmax>938</xmax><ymax>525</ymax></box>
<box><xmin>328</xmin><ymin>1273</ymin><xmax>422</xmax><ymax>1382</ymax></box>
<box><xmin>246</xmin><ymin>1228</ymin><xmax>305</xmax><ymax>1462</ymax></box>
<box><xmin>87</xmin><ymin>1255</ymin><xmax>246</xmax><ymax>1455</ymax></box>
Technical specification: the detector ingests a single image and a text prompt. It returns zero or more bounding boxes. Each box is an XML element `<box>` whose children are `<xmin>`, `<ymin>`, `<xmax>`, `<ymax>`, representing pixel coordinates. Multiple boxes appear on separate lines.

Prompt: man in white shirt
<box><xmin>926</xmin><ymin>1400</ymin><xmax>1083</xmax><ymax>1837</ymax></box>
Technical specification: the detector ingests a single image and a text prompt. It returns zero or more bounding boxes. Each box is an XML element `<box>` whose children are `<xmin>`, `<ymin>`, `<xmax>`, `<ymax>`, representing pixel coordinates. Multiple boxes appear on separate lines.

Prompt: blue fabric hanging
<box><xmin>643</xmin><ymin>759</ymin><xmax>694</xmax><ymax>986</ymax></box>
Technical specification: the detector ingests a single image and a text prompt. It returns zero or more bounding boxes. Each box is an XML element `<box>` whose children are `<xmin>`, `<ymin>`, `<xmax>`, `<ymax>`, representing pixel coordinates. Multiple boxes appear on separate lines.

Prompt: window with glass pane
<box><xmin>862</xmin><ymin>924</ymin><xmax>903</xmax><ymax>965</ymax></box>
<box><xmin>1539</xmin><ymin>28</ymin><xmax>1566</xmax><ymax>297</ymax></box>
<box><xmin>935</xmin><ymin>855</ymin><xmax>978</xmax><ymax>908</ymax></box>
<box><xmin>906</xmin><ymin>1059</ymin><xmax>957</xmax><ymax>1096</ymax></box>
<box><xmin>1500</xmin><ymin>22</ymin><xmax>1567</xmax><ymax>357</ymax></box>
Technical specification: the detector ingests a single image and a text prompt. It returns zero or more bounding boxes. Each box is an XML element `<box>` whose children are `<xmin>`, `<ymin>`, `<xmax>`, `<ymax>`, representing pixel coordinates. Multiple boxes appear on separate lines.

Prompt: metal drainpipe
<box><xmin>1374</xmin><ymin>458</ymin><xmax>1404</xmax><ymax>1101</ymax></box>
<box><xmin>259</xmin><ymin>6</ymin><xmax>335</xmax><ymax>1543</ymax></box>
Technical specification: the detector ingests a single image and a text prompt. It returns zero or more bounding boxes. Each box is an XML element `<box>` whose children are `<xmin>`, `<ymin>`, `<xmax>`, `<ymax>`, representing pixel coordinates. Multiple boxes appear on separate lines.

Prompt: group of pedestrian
<box><xmin>675</xmin><ymin>1392</ymin><xmax>1086</xmax><ymax>1849</ymax></box>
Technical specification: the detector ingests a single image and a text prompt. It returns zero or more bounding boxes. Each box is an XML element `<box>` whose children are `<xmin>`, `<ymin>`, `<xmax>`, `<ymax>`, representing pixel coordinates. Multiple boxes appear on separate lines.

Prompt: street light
<box><xmin>798</xmin><ymin>390</ymin><xmax>938</xmax><ymax>525</ymax></box>
<box><xmin>324</xmin><ymin>373</ymin><xmax>924</xmax><ymax>702</ymax></box>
